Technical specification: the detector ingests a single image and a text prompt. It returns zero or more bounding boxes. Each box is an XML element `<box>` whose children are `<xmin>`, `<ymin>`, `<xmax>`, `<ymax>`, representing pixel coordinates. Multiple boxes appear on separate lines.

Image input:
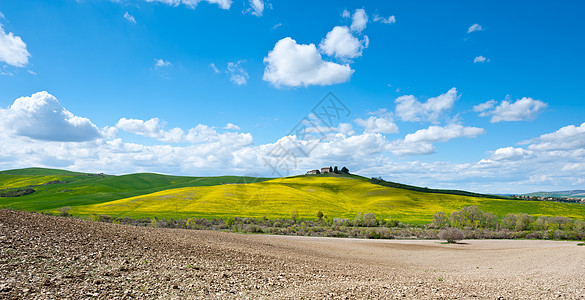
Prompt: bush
<box><xmin>58</xmin><ymin>206</ymin><xmax>71</xmax><ymax>217</ymax></box>
<box><xmin>244</xmin><ymin>224</ymin><xmax>262</xmax><ymax>233</ymax></box>
<box><xmin>439</xmin><ymin>227</ymin><xmax>464</xmax><ymax>243</ymax></box>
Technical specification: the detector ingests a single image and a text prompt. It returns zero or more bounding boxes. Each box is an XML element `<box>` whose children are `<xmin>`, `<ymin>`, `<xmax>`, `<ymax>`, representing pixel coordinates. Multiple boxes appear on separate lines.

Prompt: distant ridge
<box><xmin>523</xmin><ymin>190</ymin><xmax>585</xmax><ymax>198</ymax></box>
<box><xmin>0</xmin><ymin>167</ymin><xmax>91</xmax><ymax>176</ymax></box>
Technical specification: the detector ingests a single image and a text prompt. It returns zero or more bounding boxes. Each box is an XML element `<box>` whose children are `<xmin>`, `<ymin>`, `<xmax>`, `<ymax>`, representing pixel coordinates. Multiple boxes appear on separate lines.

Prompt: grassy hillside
<box><xmin>0</xmin><ymin>168</ymin><xmax>270</xmax><ymax>211</ymax></box>
<box><xmin>0</xmin><ymin>167</ymin><xmax>91</xmax><ymax>176</ymax></box>
<box><xmin>73</xmin><ymin>176</ymin><xmax>585</xmax><ymax>223</ymax></box>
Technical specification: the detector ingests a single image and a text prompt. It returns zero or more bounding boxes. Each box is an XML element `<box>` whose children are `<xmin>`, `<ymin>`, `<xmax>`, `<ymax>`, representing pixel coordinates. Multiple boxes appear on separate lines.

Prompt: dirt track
<box><xmin>1</xmin><ymin>209</ymin><xmax>584</xmax><ymax>299</ymax></box>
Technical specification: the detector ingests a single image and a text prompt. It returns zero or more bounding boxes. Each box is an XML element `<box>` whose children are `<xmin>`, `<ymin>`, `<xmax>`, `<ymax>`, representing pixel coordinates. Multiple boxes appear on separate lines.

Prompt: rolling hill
<box><xmin>1</xmin><ymin>168</ymin><xmax>584</xmax><ymax>224</ymax></box>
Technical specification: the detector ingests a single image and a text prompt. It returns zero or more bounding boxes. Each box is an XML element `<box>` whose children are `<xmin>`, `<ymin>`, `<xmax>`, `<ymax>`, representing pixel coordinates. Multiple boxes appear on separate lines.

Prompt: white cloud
<box><xmin>124</xmin><ymin>12</ymin><xmax>136</xmax><ymax>23</ymax></box>
<box><xmin>0</xmin><ymin>22</ymin><xmax>30</xmax><ymax>67</ymax></box>
<box><xmin>226</xmin><ymin>60</ymin><xmax>249</xmax><ymax>85</ymax></box>
<box><xmin>154</xmin><ymin>58</ymin><xmax>171</xmax><ymax>68</ymax></box>
<box><xmin>350</xmin><ymin>8</ymin><xmax>368</xmax><ymax>32</ymax></box>
<box><xmin>319</xmin><ymin>26</ymin><xmax>367</xmax><ymax>59</ymax></box>
<box><xmin>477</xmin><ymin>97</ymin><xmax>547</xmax><ymax>123</ymax></box>
<box><xmin>225</xmin><ymin>123</ymin><xmax>240</xmax><ymax>130</ymax></box>
<box><xmin>0</xmin><ymin>91</ymin><xmax>101</xmax><ymax>142</ymax></box>
<box><xmin>467</xmin><ymin>23</ymin><xmax>483</xmax><ymax>33</ymax></box>
<box><xmin>394</xmin><ymin>87</ymin><xmax>459</xmax><ymax>123</ymax></box>
<box><xmin>355</xmin><ymin>114</ymin><xmax>398</xmax><ymax>134</ymax></box>
<box><xmin>387</xmin><ymin>141</ymin><xmax>435</xmax><ymax>156</ymax></box>
<box><xmin>373</xmin><ymin>15</ymin><xmax>396</xmax><ymax>24</ymax></box>
<box><xmin>526</xmin><ymin>122</ymin><xmax>585</xmax><ymax>151</ymax></box>
<box><xmin>490</xmin><ymin>147</ymin><xmax>531</xmax><ymax>161</ymax></box>
<box><xmin>2</xmin><ymin>94</ymin><xmax>585</xmax><ymax>193</ymax></box>
<box><xmin>145</xmin><ymin>0</ymin><xmax>232</xmax><ymax>10</ymax></box>
<box><xmin>474</xmin><ymin>56</ymin><xmax>488</xmax><ymax>63</ymax></box>
<box><xmin>247</xmin><ymin>0</ymin><xmax>264</xmax><ymax>16</ymax></box>
<box><xmin>116</xmin><ymin>118</ymin><xmax>184</xmax><ymax>143</ymax></box>
<box><xmin>272</xmin><ymin>23</ymin><xmax>282</xmax><ymax>30</ymax></box>
<box><xmin>473</xmin><ymin>99</ymin><xmax>496</xmax><ymax>112</ymax></box>
<box><xmin>263</xmin><ymin>37</ymin><xmax>354</xmax><ymax>87</ymax></box>
<box><xmin>341</xmin><ymin>9</ymin><xmax>350</xmax><ymax>18</ymax></box>
<box><xmin>209</xmin><ymin>63</ymin><xmax>220</xmax><ymax>73</ymax></box>
<box><xmin>403</xmin><ymin>124</ymin><xmax>485</xmax><ymax>143</ymax></box>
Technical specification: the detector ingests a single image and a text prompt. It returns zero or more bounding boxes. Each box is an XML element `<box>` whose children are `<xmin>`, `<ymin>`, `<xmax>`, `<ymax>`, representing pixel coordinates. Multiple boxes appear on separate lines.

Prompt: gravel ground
<box><xmin>1</xmin><ymin>209</ymin><xmax>584</xmax><ymax>299</ymax></box>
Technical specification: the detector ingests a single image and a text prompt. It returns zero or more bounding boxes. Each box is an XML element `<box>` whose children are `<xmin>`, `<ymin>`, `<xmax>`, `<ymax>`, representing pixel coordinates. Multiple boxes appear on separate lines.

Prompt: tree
<box><xmin>329</xmin><ymin>166</ymin><xmax>333</xmax><ymax>173</ymax></box>
<box><xmin>340</xmin><ymin>166</ymin><xmax>349</xmax><ymax>174</ymax></box>
<box><xmin>333</xmin><ymin>166</ymin><xmax>339</xmax><ymax>173</ymax></box>
<box><xmin>316</xmin><ymin>211</ymin><xmax>324</xmax><ymax>220</ymax></box>
<box><xmin>439</xmin><ymin>227</ymin><xmax>464</xmax><ymax>243</ymax></box>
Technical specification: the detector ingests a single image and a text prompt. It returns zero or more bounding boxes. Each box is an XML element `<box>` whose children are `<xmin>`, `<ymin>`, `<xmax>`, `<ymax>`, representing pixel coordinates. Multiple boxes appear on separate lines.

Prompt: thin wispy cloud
<box><xmin>124</xmin><ymin>12</ymin><xmax>136</xmax><ymax>24</ymax></box>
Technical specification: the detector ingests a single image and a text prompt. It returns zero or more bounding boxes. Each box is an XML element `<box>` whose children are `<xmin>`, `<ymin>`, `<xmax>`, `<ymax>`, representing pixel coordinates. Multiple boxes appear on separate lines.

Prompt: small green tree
<box><xmin>340</xmin><ymin>166</ymin><xmax>349</xmax><ymax>174</ymax></box>
<box><xmin>329</xmin><ymin>166</ymin><xmax>333</xmax><ymax>173</ymax></box>
<box><xmin>333</xmin><ymin>166</ymin><xmax>339</xmax><ymax>173</ymax></box>
<box><xmin>316</xmin><ymin>211</ymin><xmax>324</xmax><ymax>220</ymax></box>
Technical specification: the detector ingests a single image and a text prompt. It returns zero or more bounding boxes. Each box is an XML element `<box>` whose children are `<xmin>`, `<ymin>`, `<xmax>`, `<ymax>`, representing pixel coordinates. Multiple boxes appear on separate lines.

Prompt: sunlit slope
<box><xmin>0</xmin><ymin>168</ymin><xmax>270</xmax><ymax>211</ymax></box>
<box><xmin>73</xmin><ymin>176</ymin><xmax>585</xmax><ymax>223</ymax></box>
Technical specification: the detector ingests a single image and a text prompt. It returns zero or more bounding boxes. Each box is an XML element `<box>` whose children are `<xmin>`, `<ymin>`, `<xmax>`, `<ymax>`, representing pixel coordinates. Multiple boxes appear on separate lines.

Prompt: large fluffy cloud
<box><xmin>0</xmin><ymin>91</ymin><xmax>101</xmax><ymax>142</ymax></box>
<box><xmin>319</xmin><ymin>26</ymin><xmax>367</xmax><ymax>59</ymax></box>
<box><xmin>475</xmin><ymin>97</ymin><xmax>547</xmax><ymax>123</ymax></box>
<box><xmin>263</xmin><ymin>37</ymin><xmax>354</xmax><ymax>87</ymax></box>
<box><xmin>394</xmin><ymin>88</ymin><xmax>459</xmax><ymax>123</ymax></box>
<box><xmin>0</xmin><ymin>21</ymin><xmax>30</xmax><ymax>67</ymax></box>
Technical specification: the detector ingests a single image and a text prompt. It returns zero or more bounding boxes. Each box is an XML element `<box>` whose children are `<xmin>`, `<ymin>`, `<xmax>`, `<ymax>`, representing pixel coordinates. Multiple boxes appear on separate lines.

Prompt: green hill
<box><xmin>2</xmin><ymin>168</ymin><xmax>584</xmax><ymax>224</ymax></box>
<box><xmin>0</xmin><ymin>168</ymin><xmax>270</xmax><ymax>211</ymax></box>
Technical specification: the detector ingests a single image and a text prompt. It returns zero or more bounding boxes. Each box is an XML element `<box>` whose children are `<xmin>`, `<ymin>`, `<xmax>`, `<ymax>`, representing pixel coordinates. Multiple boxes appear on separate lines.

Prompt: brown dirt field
<box><xmin>1</xmin><ymin>209</ymin><xmax>584</xmax><ymax>299</ymax></box>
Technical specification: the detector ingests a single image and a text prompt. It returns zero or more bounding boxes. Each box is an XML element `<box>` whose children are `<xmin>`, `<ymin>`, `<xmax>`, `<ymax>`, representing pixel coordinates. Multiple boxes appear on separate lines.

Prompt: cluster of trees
<box><xmin>432</xmin><ymin>206</ymin><xmax>585</xmax><ymax>240</ymax></box>
<box><xmin>314</xmin><ymin>166</ymin><xmax>349</xmax><ymax>174</ymax></box>
<box><xmin>49</xmin><ymin>205</ymin><xmax>585</xmax><ymax>242</ymax></box>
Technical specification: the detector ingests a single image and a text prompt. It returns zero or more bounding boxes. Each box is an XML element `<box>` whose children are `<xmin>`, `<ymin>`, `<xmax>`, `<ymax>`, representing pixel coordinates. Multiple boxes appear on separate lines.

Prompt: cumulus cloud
<box><xmin>473</xmin><ymin>99</ymin><xmax>496</xmax><ymax>112</ymax></box>
<box><xmin>319</xmin><ymin>26</ymin><xmax>367</xmax><ymax>59</ymax></box>
<box><xmin>0</xmin><ymin>21</ymin><xmax>30</xmax><ymax>67</ymax></box>
<box><xmin>403</xmin><ymin>124</ymin><xmax>485</xmax><ymax>144</ymax></box>
<box><xmin>226</xmin><ymin>60</ymin><xmax>249</xmax><ymax>85</ymax></box>
<box><xmin>394</xmin><ymin>87</ymin><xmax>459</xmax><ymax>123</ymax></box>
<box><xmin>350</xmin><ymin>8</ymin><xmax>368</xmax><ymax>32</ymax></box>
<box><xmin>354</xmin><ymin>114</ymin><xmax>398</xmax><ymax>134</ymax></box>
<box><xmin>263</xmin><ymin>37</ymin><xmax>354</xmax><ymax>87</ymax></box>
<box><xmin>0</xmin><ymin>91</ymin><xmax>101</xmax><ymax>142</ymax></box>
<box><xmin>373</xmin><ymin>14</ymin><xmax>396</xmax><ymax>24</ymax></box>
<box><xmin>475</xmin><ymin>97</ymin><xmax>547</xmax><ymax>123</ymax></box>
<box><xmin>116</xmin><ymin>118</ymin><xmax>184</xmax><ymax>143</ymax></box>
<box><xmin>124</xmin><ymin>12</ymin><xmax>136</xmax><ymax>23</ymax></box>
<box><xmin>490</xmin><ymin>147</ymin><xmax>531</xmax><ymax>161</ymax></box>
<box><xmin>474</xmin><ymin>56</ymin><xmax>488</xmax><ymax>63</ymax></box>
<box><xmin>145</xmin><ymin>0</ymin><xmax>232</xmax><ymax>9</ymax></box>
<box><xmin>467</xmin><ymin>23</ymin><xmax>482</xmax><ymax>33</ymax></box>
<box><xmin>526</xmin><ymin>122</ymin><xmax>585</xmax><ymax>151</ymax></box>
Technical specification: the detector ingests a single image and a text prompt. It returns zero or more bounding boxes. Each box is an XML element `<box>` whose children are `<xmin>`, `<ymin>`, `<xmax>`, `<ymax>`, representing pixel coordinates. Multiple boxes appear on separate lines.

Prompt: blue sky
<box><xmin>0</xmin><ymin>0</ymin><xmax>584</xmax><ymax>194</ymax></box>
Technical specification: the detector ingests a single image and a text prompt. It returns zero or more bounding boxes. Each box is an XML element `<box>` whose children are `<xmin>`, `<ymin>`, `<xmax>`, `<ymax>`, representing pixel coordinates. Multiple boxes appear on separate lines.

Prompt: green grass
<box><xmin>0</xmin><ymin>168</ymin><xmax>270</xmax><ymax>211</ymax></box>
<box><xmin>2</xmin><ymin>167</ymin><xmax>585</xmax><ymax>224</ymax></box>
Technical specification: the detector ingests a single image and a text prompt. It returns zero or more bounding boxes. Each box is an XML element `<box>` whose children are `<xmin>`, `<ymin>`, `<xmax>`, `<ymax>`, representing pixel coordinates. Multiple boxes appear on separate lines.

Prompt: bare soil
<box><xmin>1</xmin><ymin>209</ymin><xmax>584</xmax><ymax>299</ymax></box>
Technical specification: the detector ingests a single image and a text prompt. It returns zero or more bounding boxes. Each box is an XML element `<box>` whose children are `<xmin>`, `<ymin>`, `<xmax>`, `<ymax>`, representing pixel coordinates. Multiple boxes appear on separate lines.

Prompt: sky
<box><xmin>0</xmin><ymin>0</ymin><xmax>584</xmax><ymax>194</ymax></box>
